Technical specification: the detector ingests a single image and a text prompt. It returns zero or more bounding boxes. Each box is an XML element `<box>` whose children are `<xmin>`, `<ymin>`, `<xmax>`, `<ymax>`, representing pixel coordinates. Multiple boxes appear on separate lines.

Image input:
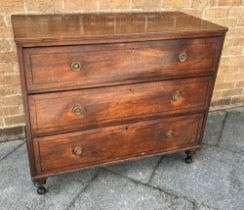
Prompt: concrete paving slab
<box><xmin>106</xmin><ymin>156</ymin><xmax>161</xmax><ymax>184</ymax></box>
<box><xmin>226</xmin><ymin>106</ymin><xmax>244</xmax><ymax>115</ymax></box>
<box><xmin>0</xmin><ymin>140</ymin><xmax>24</xmax><ymax>161</ymax></box>
<box><xmin>0</xmin><ymin>144</ymin><xmax>98</xmax><ymax>210</ymax></box>
<box><xmin>195</xmin><ymin>203</ymin><xmax>217</xmax><ymax>210</ymax></box>
<box><xmin>69</xmin><ymin>170</ymin><xmax>194</xmax><ymax>210</ymax></box>
<box><xmin>149</xmin><ymin>145</ymin><xmax>244</xmax><ymax>210</ymax></box>
<box><xmin>218</xmin><ymin>112</ymin><xmax>244</xmax><ymax>155</ymax></box>
<box><xmin>202</xmin><ymin>111</ymin><xmax>226</xmax><ymax>146</ymax></box>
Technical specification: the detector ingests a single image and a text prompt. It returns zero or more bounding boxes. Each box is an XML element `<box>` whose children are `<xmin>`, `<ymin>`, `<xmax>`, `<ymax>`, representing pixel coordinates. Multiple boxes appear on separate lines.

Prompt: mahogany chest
<box><xmin>12</xmin><ymin>12</ymin><xmax>227</xmax><ymax>194</ymax></box>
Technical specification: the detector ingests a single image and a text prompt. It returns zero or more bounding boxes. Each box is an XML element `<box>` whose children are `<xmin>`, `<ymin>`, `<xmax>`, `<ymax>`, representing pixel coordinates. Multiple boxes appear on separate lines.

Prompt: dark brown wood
<box><xmin>23</xmin><ymin>37</ymin><xmax>219</xmax><ymax>93</ymax></box>
<box><xmin>34</xmin><ymin>113</ymin><xmax>203</xmax><ymax>174</ymax></box>
<box><xmin>11</xmin><ymin>12</ymin><xmax>227</xmax><ymax>44</ymax></box>
<box><xmin>29</xmin><ymin>77</ymin><xmax>211</xmax><ymax>136</ymax></box>
<box><xmin>16</xmin><ymin>46</ymin><xmax>36</xmax><ymax>178</ymax></box>
<box><xmin>11</xmin><ymin>12</ymin><xmax>227</xmax><ymax>192</ymax></box>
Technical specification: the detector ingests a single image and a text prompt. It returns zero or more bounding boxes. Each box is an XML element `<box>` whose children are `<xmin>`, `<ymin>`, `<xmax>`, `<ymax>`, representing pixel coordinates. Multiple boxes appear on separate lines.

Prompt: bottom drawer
<box><xmin>34</xmin><ymin>113</ymin><xmax>204</xmax><ymax>174</ymax></box>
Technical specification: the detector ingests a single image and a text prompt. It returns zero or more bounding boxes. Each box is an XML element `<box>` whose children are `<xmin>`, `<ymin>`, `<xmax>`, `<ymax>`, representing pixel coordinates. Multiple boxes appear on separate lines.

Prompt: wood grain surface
<box><xmin>34</xmin><ymin>113</ymin><xmax>204</xmax><ymax>174</ymax></box>
<box><xmin>23</xmin><ymin>37</ymin><xmax>219</xmax><ymax>92</ymax></box>
<box><xmin>29</xmin><ymin>77</ymin><xmax>211</xmax><ymax>136</ymax></box>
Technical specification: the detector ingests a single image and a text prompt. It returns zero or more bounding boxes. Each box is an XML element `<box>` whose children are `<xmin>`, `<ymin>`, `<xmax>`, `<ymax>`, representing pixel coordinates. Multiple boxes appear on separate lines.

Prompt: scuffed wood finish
<box><xmin>12</xmin><ymin>12</ymin><xmax>227</xmax><ymax>188</ymax></box>
<box><xmin>34</xmin><ymin>113</ymin><xmax>204</xmax><ymax>174</ymax></box>
<box><xmin>24</xmin><ymin>38</ymin><xmax>218</xmax><ymax>92</ymax></box>
<box><xmin>11</xmin><ymin>12</ymin><xmax>227</xmax><ymax>44</ymax></box>
<box><xmin>29</xmin><ymin>77</ymin><xmax>211</xmax><ymax>136</ymax></box>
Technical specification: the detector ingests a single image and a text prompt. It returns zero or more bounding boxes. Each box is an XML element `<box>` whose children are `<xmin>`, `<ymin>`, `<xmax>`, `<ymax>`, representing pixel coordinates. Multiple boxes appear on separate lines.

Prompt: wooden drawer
<box><xmin>34</xmin><ymin>113</ymin><xmax>204</xmax><ymax>174</ymax></box>
<box><xmin>29</xmin><ymin>77</ymin><xmax>211</xmax><ymax>136</ymax></box>
<box><xmin>24</xmin><ymin>37</ymin><xmax>219</xmax><ymax>92</ymax></box>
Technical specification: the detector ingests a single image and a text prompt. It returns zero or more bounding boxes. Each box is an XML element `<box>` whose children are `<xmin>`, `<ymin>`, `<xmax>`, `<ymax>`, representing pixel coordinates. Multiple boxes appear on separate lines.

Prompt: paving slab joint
<box><xmin>103</xmin><ymin>167</ymin><xmax>196</xmax><ymax>206</ymax></box>
<box><xmin>147</xmin><ymin>155</ymin><xmax>164</xmax><ymax>184</ymax></box>
<box><xmin>0</xmin><ymin>141</ymin><xmax>25</xmax><ymax>162</ymax></box>
<box><xmin>216</xmin><ymin>111</ymin><xmax>228</xmax><ymax>147</ymax></box>
<box><xmin>65</xmin><ymin>169</ymin><xmax>100</xmax><ymax>210</ymax></box>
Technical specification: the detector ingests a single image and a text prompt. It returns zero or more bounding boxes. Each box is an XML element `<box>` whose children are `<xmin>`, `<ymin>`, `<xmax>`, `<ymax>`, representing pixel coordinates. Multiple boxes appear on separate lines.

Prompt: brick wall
<box><xmin>0</xmin><ymin>0</ymin><xmax>244</xmax><ymax>141</ymax></box>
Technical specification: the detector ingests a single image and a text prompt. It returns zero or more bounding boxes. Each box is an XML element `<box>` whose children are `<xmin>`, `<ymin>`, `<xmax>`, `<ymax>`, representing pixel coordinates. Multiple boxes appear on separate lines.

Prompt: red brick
<box><xmin>0</xmin><ymin>106</ymin><xmax>20</xmax><ymax>117</ymax></box>
<box><xmin>191</xmin><ymin>0</ymin><xmax>216</xmax><ymax>9</ymax></box>
<box><xmin>222</xmin><ymin>88</ymin><xmax>243</xmax><ymax>97</ymax></box>
<box><xmin>235</xmin><ymin>80</ymin><xmax>244</xmax><ymax>88</ymax></box>
<box><xmin>228</xmin><ymin>27</ymin><xmax>244</xmax><ymax>37</ymax></box>
<box><xmin>0</xmin><ymin>85</ymin><xmax>21</xmax><ymax>96</ymax></box>
<box><xmin>0</xmin><ymin>75</ymin><xmax>20</xmax><ymax>85</ymax></box>
<box><xmin>132</xmin><ymin>0</ymin><xmax>161</xmax><ymax>10</ymax></box>
<box><xmin>64</xmin><ymin>0</ymin><xmax>97</xmax><ymax>11</ymax></box>
<box><xmin>229</xmin><ymin>7</ymin><xmax>244</xmax><ymax>17</ymax></box>
<box><xmin>0</xmin><ymin>52</ymin><xmax>17</xmax><ymax>63</ymax></box>
<box><xmin>3</xmin><ymin>27</ymin><xmax>14</xmax><ymax>39</ymax></box>
<box><xmin>0</xmin><ymin>39</ymin><xmax>12</xmax><ymax>52</ymax></box>
<box><xmin>215</xmin><ymin>82</ymin><xmax>235</xmax><ymax>90</ymax></box>
<box><xmin>0</xmin><ymin>0</ymin><xmax>24</xmax><ymax>13</ymax></box>
<box><xmin>218</xmin><ymin>0</ymin><xmax>242</xmax><ymax>6</ymax></box>
<box><xmin>162</xmin><ymin>0</ymin><xmax>189</xmax><ymax>8</ymax></box>
<box><xmin>231</xmin><ymin>95</ymin><xmax>244</xmax><ymax>104</ymax></box>
<box><xmin>0</xmin><ymin>126</ymin><xmax>25</xmax><ymax>141</ymax></box>
<box><xmin>211</xmin><ymin>97</ymin><xmax>231</xmax><ymax>107</ymax></box>
<box><xmin>0</xmin><ymin>95</ymin><xmax>23</xmax><ymax>106</ymax></box>
<box><xmin>238</xmin><ymin>18</ymin><xmax>244</xmax><ymax>26</ymax></box>
<box><xmin>206</xmin><ymin>18</ymin><xmax>237</xmax><ymax>27</ymax></box>
<box><xmin>4</xmin><ymin>115</ymin><xmax>25</xmax><ymax>126</ymax></box>
<box><xmin>204</xmin><ymin>8</ymin><xmax>230</xmax><ymax>18</ymax></box>
<box><xmin>25</xmin><ymin>0</ymin><xmax>62</xmax><ymax>12</ymax></box>
<box><xmin>0</xmin><ymin>118</ymin><xmax>4</xmax><ymax>128</ymax></box>
<box><xmin>179</xmin><ymin>9</ymin><xmax>203</xmax><ymax>18</ymax></box>
<box><xmin>218</xmin><ymin>65</ymin><xmax>238</xmax><ymax>74</ymax></box>
<box><xmin>100</xmin><ymin>0</ymin><xmax>130</xmax><ymax>10</ymax></box>
<box><xmin>222</xmin><ymin>46</ymin><xmax>243</xmax><ymax>56</ymax></box>
<box><xmin>0</xmin><ymin>16</ymin><xmax>3</xmax><ymax>27</ymax></box>
<box><xmin>233</xmin><ymin>38</ymin><xmax>244</xmax><ymax>46</ymax></box>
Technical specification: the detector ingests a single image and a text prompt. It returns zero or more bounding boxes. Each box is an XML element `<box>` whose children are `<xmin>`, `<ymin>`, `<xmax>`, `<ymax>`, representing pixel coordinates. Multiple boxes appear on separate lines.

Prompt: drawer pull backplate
<box><xmin>178</xmin><ymin>52</ymin><xmax>188</xmax><ymax>62</ymax></box>
<box><xmin>73</xmin><ymin>146</ymin><xmax>83</xmax><ymax>156</ymax></box>
<box><xmin>71</xmin><ymin>61</ymin><xmax>81</xmax><ymax>72</ymax></box>
<box><xmin>72</xmin><ymin>106</ymin><xmax>85</xmax><ymax>115</ymax></box>
<box><xmin>165</xmin><ymin>130</ymin><xmax>174</xmax><ymax>139</ymax></box>
<box><xmin>172</xmin><ymin>91</ymin><xmax>182</xmax><ymax>102</ymax></box>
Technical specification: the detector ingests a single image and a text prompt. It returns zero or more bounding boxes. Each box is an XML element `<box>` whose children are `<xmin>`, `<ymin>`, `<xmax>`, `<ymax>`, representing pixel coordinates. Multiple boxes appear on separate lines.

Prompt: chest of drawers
<box><xmin>12</xmin><ymin>12</ymin><xmax>227</xmax><ymax>194</ymax></box>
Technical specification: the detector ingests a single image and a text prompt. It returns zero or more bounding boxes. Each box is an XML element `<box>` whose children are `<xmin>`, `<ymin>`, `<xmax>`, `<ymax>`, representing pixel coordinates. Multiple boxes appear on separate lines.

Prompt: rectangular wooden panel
<box><xmin>24</xmin><ymin>37</ymin><xmax>219</xmax><ymax>92</ymax></box>
<box><xmin>12</xmin><ymin>12</ymin><xmax>227</xmax><ymax>44</ymax></box>
<box><xmin>29</xmin><ymin>77</ymin><xmax>211</xmax><ymax>136</ymax></box>
<box><xmin>34</xmin><ymin>113</ymin><xmax>204</xmax><ymax>174</ymax></box>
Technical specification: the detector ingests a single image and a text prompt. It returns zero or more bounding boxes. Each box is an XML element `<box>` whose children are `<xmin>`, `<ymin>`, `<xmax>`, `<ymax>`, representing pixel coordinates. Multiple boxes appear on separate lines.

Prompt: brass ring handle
<box><xmin>171</xmin><ymin>91</ymin><xmax>181</xmax><ymax>102</ymax></box>
<box><xmin>165</xmin><ymin>130</ymin><xmax>174</xmax><ymax>139</ymax></box>
<box><xmin>72</xmin><ymin>106</ymin><xmax>85</xmax><ymax>115</ymax></box>
<box><xmin>73</xmin><ymin>146</ymin><xmax>83</xmax><ymax>156</ymax></box>
<box><xmin>178</xmin><ymin>52</ymin><xmax>188</xmax><ymax>62</ymax></box>
<box><xmin>71</xmin><ymin>61</ymin><xmax>81</xmax><ymax>72</ymax></box>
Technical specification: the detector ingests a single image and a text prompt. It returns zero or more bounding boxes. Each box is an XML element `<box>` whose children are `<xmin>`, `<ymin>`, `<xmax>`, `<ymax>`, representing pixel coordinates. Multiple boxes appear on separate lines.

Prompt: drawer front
<box><xmin>29</xmin><ymin>77</ymin><xmax>211</xmax><ymax>136</ymax></box>
<box><xmin>34</xmin><ymin>113</ymin><xmax>204</xmax><ymax>173</ymax></box>
<box><xmin>24</xmin><ymin>37</ymin><xmax>219</xmax><ymax>92</ymax></box>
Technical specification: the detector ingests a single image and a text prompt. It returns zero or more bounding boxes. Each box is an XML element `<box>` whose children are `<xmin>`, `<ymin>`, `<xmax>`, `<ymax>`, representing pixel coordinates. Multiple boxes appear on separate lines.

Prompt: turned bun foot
<box><xmin>35</xmin><ymin>179</ymin><xmax>47</xmax><ymax>195</ymax></box>
<box><xmin>37</xmin><ymin>186</ymin><xmax>47</xmax><ymax>195</ymax></box>
<box><xmin>185</xmin><ymin>156</ymin><xmax>193</xmax><ymax>164</ymax></box>
<box><xmin>184</xmin><ymin>151</ymin><xmax>193</xmax><ymax>164</ymax></box>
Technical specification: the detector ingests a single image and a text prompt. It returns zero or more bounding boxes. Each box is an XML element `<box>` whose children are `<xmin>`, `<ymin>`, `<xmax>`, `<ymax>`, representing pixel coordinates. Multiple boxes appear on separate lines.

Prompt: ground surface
<box><xmin>1</xmin><ymin>108</ymin><xmax>244</xmax><ymax>210</ymax></box>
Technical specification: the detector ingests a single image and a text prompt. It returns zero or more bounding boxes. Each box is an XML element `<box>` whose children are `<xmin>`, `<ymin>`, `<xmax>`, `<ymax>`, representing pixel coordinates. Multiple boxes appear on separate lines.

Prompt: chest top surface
<box><xmin>12</xmin><ymin>12</ymin><xmax>227</xmax><ymax>43</ymax></box>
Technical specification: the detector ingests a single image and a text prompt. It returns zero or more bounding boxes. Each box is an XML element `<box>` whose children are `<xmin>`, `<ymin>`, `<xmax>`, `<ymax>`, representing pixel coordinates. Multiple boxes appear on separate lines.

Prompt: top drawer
<box><xmin>23</xmin><ymin>37</ymin><xmax>220</xmax><ymax>92</ymax></box>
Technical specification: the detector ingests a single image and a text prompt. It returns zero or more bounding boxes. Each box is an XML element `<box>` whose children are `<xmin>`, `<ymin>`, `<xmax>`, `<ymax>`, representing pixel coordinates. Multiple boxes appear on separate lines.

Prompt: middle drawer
<box><xmin>29</xmin><ymin>77</ymin><xmax>211</xmax><ymax>136</ymax></box>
